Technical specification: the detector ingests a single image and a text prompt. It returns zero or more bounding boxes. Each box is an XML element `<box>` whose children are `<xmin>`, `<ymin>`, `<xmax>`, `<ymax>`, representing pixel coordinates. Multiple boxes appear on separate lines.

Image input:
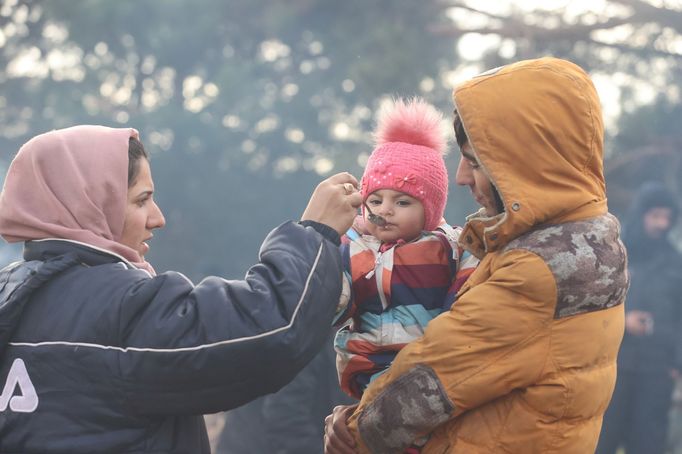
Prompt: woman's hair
<box><xmin>128</xmin><ymin>138</ymin><xmax>149</xmax><ymax>187</ymax></box>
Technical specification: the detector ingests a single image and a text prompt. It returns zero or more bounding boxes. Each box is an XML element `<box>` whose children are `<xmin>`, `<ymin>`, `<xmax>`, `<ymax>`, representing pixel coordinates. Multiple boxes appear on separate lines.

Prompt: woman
<box><xmin>0</xmin><ymin>125</ymin><xmax>361</xmax><ymax>453</ymax></box>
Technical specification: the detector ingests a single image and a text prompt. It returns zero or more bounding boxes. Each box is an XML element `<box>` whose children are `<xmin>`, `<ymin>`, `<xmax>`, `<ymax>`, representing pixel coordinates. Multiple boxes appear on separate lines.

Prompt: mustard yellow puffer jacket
<box><xmin>347</xmin><ymin>58</ymin><xmax>629</xmax><ymax>453</ymax></box>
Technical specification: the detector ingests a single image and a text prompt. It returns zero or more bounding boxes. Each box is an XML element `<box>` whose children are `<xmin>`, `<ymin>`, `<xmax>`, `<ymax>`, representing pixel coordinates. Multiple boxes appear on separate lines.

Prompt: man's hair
<box><xmin>453</xmin><ymin>111</ymin><xmax>468</xmax><ymax>148</ymax></box>
<box><xmin>453</xmin><ymin>110</ymin><xmax>505</xmax><ymax>213</ymax></box>
<box><xmin>128</xmin><ymin>138</ymin><xmax>149</xmax><ymax>187</ymax></box>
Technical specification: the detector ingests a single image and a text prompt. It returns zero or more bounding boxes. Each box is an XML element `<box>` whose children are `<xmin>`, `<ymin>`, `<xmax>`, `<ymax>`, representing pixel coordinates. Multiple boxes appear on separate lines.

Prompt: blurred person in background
<box><xmin>0</xmin><ymin>125</ymin><xmax>361</xmax><ymax>453</ymax></box>
<box><xmin>597</xmin><ymin>181</ymin><xmax>682</xmax><ymax>454</ymax></box>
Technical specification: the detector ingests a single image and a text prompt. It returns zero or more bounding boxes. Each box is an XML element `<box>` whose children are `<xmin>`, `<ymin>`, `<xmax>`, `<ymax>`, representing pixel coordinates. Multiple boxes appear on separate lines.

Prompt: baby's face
<box><xmin>364</xmin><ymin>189</ymin><xmax>425</xmax><ymax>243</ymax></box>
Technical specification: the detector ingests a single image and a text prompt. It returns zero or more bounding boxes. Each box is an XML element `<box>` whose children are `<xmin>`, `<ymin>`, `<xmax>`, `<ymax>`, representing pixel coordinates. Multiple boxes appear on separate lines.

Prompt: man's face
<box><xmin>455</xmin><ymin>143</ymin><xmax>499</xmax><ymax>217</ymax></box>
<box><xmin>643</xmin><ymin>207</ymin><xmax>673</xmax><ymax>239</ymax></box>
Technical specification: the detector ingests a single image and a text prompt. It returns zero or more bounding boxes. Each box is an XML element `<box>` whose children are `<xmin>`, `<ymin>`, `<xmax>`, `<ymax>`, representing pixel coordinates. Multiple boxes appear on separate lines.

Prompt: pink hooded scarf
<box><xmin>0</xmin><ymin>125</ymin><xmax>155</xmax><ymax>275</ymax></box>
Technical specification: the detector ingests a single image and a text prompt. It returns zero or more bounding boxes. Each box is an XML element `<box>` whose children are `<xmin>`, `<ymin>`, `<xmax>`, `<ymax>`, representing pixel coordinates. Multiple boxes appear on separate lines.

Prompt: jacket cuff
<box><xmin>299</xmin><ymin>220</ymin><xmax>341</xmax><ymax>246</ymax></box>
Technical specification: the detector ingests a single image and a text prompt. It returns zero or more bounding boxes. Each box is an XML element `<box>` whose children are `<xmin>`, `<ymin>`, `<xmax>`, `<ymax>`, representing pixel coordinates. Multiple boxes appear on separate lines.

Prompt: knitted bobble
<box><xmin>374</xmin><ymin>98</ymin><xmax>446</xmax><ymax>154</ymax></box>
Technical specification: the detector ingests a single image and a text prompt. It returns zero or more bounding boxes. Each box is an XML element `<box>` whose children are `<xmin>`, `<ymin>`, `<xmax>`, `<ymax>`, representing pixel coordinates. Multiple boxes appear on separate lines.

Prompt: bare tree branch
<box><xmin>610</xmin><ymin>0</ymin><xmax>682</xmax><ymax>33</ymax></box>
<box><xmin>429</xmin><ymin>1</ymin><xmax>682</xmax><ymax>60</ymax></box>
<box><xmin>605</xmin><ymin>147</ymin><xmax>676</xmax><ymax>176</ymax></box>
<box><xmin>590</xmin><ymin>39</ymin><xmax>682</xmax><ymax>60</ymax></box>
<box><xmin>606</xmin><ymin>137</ymin><xmax>682</xmax><ymax>174</ymax></box>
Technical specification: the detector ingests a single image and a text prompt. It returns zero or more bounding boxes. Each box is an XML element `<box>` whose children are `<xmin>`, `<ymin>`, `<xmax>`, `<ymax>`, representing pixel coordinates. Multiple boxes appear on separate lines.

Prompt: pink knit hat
<box><xmin>361</xmin><ymin>98</ymin><xmax>448</xmax><ymax>231</ymax></box>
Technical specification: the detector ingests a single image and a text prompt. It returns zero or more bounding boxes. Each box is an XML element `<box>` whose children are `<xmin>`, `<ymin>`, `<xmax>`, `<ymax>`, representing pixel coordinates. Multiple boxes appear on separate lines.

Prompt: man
<box><xmin>324</xmin><ymin>57</ymin><xmax>629</xmax><ymax>453</ymax></box>
<box><xmin>597</xmin><ymin>182</ymin><xmax>682</xmax><ymax>454</ymax></box>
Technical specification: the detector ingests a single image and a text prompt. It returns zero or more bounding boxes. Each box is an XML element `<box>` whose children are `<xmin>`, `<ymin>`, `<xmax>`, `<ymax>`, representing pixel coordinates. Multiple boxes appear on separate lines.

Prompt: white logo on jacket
<box><xmin>0</xmin><ymin>358</ymin><xmax>39</xmax><ymax>413</ymax></box>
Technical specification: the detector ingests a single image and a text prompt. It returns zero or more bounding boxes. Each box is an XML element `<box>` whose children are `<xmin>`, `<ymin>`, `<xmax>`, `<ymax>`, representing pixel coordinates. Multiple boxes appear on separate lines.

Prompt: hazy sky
<box><xmin>447</xmin><ymin>0</ymin><xmax>682</xmax><ymax>132</ymax></box>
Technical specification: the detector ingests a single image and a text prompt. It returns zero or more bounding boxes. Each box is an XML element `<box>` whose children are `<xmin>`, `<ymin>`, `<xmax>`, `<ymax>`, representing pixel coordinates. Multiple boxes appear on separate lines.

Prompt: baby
<box><xmin>334</xmin><ymin>98</ymin><xmax>477</xmax><ymax>402</ymax></box>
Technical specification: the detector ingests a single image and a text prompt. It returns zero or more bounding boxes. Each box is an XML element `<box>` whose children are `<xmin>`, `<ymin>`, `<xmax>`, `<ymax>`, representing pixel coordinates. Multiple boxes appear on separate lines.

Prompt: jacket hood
<box><xmin>454</xmin><ymin>57</ymin><xmax>607</xmax><ymax>258</ymax></box>
<box><xmin>0</xmin><ymin>252</ymin><xmax>80</xmax><ymax>355</ymax></box>
<box><xmin>622</xmin><ymin>181</ymin><xmax>679</xmax><ymax>262</ymax></box>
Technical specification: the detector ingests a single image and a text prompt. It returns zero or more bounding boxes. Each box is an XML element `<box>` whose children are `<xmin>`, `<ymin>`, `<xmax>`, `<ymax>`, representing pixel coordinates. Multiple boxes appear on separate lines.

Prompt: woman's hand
<box><xmin>324</xmin><ymin>404</ymin><xmax>359</xmax><ymax>454</ymax></box>
<box><xmin>302</xmin><ymin>172</ymin><xmax>362</xmax><ymax>235</ymax></box>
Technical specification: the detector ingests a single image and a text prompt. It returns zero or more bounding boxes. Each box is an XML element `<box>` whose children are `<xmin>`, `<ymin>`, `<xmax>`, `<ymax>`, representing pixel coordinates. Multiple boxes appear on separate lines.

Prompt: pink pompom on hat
<box><xmin>361</xmin><ymin>98</ymin><xmax>449</xmax><ymax>231</ymax></box>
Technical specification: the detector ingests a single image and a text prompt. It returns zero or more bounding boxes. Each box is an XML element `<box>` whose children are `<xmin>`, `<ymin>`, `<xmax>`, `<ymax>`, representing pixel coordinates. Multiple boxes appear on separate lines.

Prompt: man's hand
<box><xmin>625</xmin><ymin>310</ymin><xmax>654</xmax><ymax>336</ymax></box>
<box><xmin>324</xmin><ymin>404</ymin><xmax>358</xmax><ymax>454</ymax></box>
<box><xmin>302</xmin><ymin>172</ymin><xmax>362</xmax><ymax>236</ymax></box>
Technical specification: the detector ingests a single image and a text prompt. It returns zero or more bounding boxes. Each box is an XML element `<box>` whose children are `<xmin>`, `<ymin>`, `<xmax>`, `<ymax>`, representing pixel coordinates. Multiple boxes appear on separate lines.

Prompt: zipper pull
<box><xmin>365</xmin><ymin>252</ymin><xmax>382</xmax><ymax>279</ymax></box>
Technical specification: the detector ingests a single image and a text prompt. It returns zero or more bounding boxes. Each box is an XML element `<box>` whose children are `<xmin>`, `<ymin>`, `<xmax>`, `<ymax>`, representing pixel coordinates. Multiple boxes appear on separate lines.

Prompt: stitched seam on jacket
<box><xmin>448</xmin><ymin>250</ymin><xmax>553</xmax><ymax>389</ymax></box>
<box><xmin>491</xmin><ymin>392</ymin><xmax>521</xmax><ymax>451</ymax></box>
<box><xmin>7</xmin><ymin>243</ymin><xmax>326</xmax><ymax>353</ymax></box>
<box><xmin>449</xmin><ymin>323</ymin><xmax>548</xmax><ymax>392</ymax></box>
<box><xmin>547</xmin><ymin>351</ymin><xmax>572</xmax><ymax>452</ymax></box>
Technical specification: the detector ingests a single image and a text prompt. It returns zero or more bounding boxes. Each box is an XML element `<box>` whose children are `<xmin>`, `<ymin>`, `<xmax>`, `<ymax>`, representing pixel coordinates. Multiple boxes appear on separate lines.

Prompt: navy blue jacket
<box><xmin>0</xmin><ymin>221</ymin><xmax>342</xmax><ymax>453</ymax></box>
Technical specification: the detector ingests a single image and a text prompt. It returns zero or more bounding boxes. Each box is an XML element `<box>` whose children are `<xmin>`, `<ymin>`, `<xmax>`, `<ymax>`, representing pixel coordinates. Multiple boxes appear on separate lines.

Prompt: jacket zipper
<box><xmin>365</xmin><ymin>251</ymin><xmax>389</xmax><ymax>309</ymax></box>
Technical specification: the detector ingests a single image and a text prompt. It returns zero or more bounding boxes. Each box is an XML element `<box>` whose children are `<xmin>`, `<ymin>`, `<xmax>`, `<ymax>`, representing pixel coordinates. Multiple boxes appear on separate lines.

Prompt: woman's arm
<box><xmin>116</xmin><ymin>220</ymin><xmax>347</xmax><ymax>415</ymax></box>
<box><xmin>113</xmin><ymin>173</ymin><xmax>362</xmax><ymax>415</ymax></box>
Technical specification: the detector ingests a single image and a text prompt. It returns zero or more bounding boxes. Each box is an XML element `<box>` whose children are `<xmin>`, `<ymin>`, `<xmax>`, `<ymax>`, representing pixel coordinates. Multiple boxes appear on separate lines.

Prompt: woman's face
<box><xmin>120</xmin><ymin>158</ymin><xmax>165</xmax><ymax>257</ymax></box>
